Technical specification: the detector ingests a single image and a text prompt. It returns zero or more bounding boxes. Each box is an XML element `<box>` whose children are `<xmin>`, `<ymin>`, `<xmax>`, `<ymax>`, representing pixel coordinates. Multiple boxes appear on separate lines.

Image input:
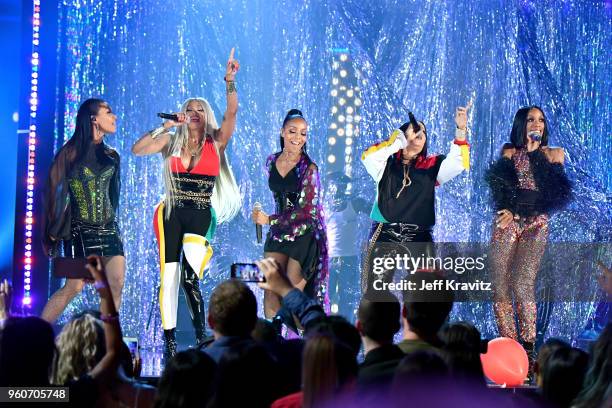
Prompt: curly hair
<box><xmin>52</xmin><ymin>314</ymin><xmax>105</xmax><ymax>385</ymax></box>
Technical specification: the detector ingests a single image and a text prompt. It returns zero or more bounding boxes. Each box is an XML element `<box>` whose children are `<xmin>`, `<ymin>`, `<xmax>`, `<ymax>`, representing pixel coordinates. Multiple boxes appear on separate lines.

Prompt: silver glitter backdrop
<box><xmin>54</xmin><ymin>1</ymin><xmax>611</xmax><ymax>345</ymax></box>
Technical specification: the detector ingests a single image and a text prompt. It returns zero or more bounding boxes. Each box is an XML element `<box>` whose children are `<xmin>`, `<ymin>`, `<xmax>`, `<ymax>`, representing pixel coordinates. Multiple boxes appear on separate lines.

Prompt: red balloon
<box><xmin>480</xmin><ymin>337</ymin><xmax>528</xmax><ymax>386</ymax></box>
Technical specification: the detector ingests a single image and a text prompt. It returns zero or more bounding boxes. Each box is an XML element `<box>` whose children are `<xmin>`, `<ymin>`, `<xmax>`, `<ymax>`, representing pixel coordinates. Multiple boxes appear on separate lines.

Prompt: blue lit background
<box><xmin>43</xmin><ymin>1</ymin><xmax>610</xmax><ymax>346</ymax></box>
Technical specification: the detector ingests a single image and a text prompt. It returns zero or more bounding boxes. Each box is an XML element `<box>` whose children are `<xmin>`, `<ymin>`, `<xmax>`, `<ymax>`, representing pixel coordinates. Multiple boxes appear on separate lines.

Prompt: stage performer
<box><xmin>360</xmin><ymin>104</ymin><xmax>471</xmax><ymax>291</ymax></box>
<box><xmin>251</xmin><ymin>109</ymin><xmax>328</xmax><ymax>331</ymax></box>
<box><xmin>41</xmin><ymin>98</ymin><xmax>125</xmax><ymax>323</ymax></box>
<box><xmin>132</xmin><ymin>49</ymin><xmax>241</xmax><ymax>359</ymax></box>
<box><xmin>485</xmin><ymin>106</ymin><xmax>571</xmax><ymax>364</ymax></box>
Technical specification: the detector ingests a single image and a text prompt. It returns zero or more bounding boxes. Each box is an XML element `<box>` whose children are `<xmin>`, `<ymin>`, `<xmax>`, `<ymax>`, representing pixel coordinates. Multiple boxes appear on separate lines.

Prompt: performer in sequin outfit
<box><xmin>132</xmin><ymin>49</ymin><xmax>241</xmax><ymax>359</ymax></box>
<box><xmin>360</xmin><ymin>104</ymin><xmax>472</xmax><ymax>291</ymax></box>
<box><xmin>485</xmin><ymin>106</ymin><xmax>572</xmax><ymax>360</ymax></box>
<box><xmin>41</xmin><ymin>98</ymin><xmax>125</xmax><ymax>323</ymax></box>
<box><xmin>251</xmin><ymin>109</ymin><xmax>328</xmax><ymax>330</ymax></box>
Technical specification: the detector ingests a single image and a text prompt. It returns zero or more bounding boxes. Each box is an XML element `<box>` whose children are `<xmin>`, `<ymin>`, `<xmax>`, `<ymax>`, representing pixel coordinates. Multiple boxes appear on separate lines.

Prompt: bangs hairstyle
<box><xmin>399</xmin><ymin>120</ymin><xmax>428</xmax><ymax>158</ymax></box>
<box><xmin>162</xmin><ymin>97</ymin><xmax>241</xmax><ymax>223</ymax></box>
<box><xmin>280</xmin><ymin>108</ymin><xmax>308</xmax><ymax>153</ymax></box>
<box><xmin>509</xmin><ymin>106</ymin><xmax>549</xmax><ymax>148</ymax></box>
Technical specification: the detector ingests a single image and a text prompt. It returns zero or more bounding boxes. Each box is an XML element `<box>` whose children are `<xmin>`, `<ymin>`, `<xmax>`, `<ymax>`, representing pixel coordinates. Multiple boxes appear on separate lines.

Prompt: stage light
<box><xmin>330</xmin><ymin>89</ymin><xmax>338</xmax><ymax>97</ymax></box>
<box><xmin>344</xmin><ymin>146</ymin><xmax>352</xmax><ymax>154</ymax></box>
<box><xmin>330</xmin><ymin>122</ymin><xmax>337</xmax><ymax>129</ymax></box>
<box><xmin>327</xmin><ymin>155</ymin><xmax>336</xmax><ymax>163</ymax></box>
<box><xmin>331</xmin><ymin>106</ymin><xmax>338</xmax><ymax>114</ymax></box>
<box><xmin>328</xmin><ymin>137</ymin><xmax>336</xmax><ymax>145</ymax></box>
<box><xmin>339</xmin><ymin>98</ymin><xmax>346</xmax><ymax>106</ymax></box>
<box><xmin>339</xmin><ymin>69</ymin><xmax>347</xmax><ymax>77</ymax></box>
<box><xmin>354</xmin><ymin>98</ymin><xmax>362</xmax><ymax>106</ymax></box>
<box><xmin>21</xmin><ymin>0</ymin><xmax>43</xmax><ymax>310</ymax></box>
<box><xmin>346</xmin><ymin>89</ymin><xmax>354</xmax><ymax>97</ymax></box>
<box><xmin>346</xmin><ymin>106</ymin><xmax>354</xmax><ymax>114</ymax></box>
<box><xmin>338</xmin><ymin>115</ymin><xmax>345</xmax><ymax>122</ymax></box>
<box><xmin>337</xmin><ymin>128</ymin><xmax>345</xmax><ymax>136</ymax></box>
<box><xmin>346</xmin><ymin>128</ymin><xmax>354</xmax><ymax>137</ymax></box>
<box><xmin>340</xmin><ymin>54</ymin><xmax>347</xmax><ymax>62</ymax></box>
<box><xmin>332</xmin><ymin>77</ymin><xmax>338</xmax><ymax>85</ymax></box>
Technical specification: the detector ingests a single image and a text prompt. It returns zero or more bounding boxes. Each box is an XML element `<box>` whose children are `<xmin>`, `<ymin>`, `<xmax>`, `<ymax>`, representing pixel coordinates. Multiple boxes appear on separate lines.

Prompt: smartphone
<box><xmin>231</xmin><ymin>263</ymin><xmax>265</xmax><ymax>282</ymax></box>
<box><xmin>123</xmin><ymin>337</ymin><xmax>139</xmax><ymax>359</ymax></box>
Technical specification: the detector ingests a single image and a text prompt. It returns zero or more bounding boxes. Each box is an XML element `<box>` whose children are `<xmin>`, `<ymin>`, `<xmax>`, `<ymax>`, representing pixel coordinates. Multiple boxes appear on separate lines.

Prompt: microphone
<box><xmin>254</xmin><ymin>202</ymin><xmax>263</xmax><ymax>244</ymax></box>
<box><xmin>157</xmin><ymin>112</ymin><xmax>179</xmax><ymax>121</ymax></box>
<box><xmin>527</xmin><ymin>130</ymin><xmax>542</xmax><ymax>142</ymax></box>
<box><xmin>408</xmin><ymin>111</ymin><xmax>420</xmax><ymax>133</ymax></box>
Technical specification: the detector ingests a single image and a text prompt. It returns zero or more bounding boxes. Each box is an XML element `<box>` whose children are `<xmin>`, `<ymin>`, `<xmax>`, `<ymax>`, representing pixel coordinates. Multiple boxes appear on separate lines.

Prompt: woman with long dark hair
<box><xmin>485</xmin><ymin>106</ymin><xmax>571</xmax><ymax>363</ymax></box>
<box><xmin>132</xmin><ymin>49</ymin><xmax>241</xmax><ymax>359</ymax></box>
<box><xmin>251</xmin><ymin>109</ymin><xmax>328</xmax><ymax>327</ymax></box>
<box><xmin>41</xmin><ymin>99</ymin><xmax>124</xmax><ymax>322</ymax></box>
<box><xmin>360</xmin><ymin>104</ymin><xmax>471</xmax><ymax>291</ymax></box>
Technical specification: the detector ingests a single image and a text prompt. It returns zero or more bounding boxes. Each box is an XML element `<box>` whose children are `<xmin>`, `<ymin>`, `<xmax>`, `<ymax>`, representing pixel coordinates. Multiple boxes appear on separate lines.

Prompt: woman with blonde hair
<box><xmin>132</xmin><ymin>49</ymin><xmax>241</xmax><ymax>360</ymax></box>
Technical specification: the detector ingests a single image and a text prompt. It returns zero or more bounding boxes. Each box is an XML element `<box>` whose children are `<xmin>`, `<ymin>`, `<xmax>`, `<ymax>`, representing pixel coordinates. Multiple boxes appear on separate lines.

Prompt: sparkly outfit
<box><xmin>43</xmin><ymin>142</ymin><xmax>123</xmax><ymax>258</ymax></box>
<box><xmin>486</xmin><ymin>147</ymin><xmax>572</xmax><ymax>343</ymax></box>
<box><xmin>153</xmin><ymin>136</ymin><xmax>218</xmax><ymax>352</ymax></box>
<box><xmin>360</xmin><ymin>129</ymin><xmax>470</xmax><ymax>291</ymax></box>
<box><xmin>264</xmin><ymin>153</ymin><xmax>328</xmax><ymax>303</ymax></box>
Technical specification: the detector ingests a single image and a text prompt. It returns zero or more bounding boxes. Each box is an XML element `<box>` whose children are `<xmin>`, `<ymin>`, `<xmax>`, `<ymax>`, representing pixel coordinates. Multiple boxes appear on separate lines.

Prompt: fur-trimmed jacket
<box><xmin>485</xmin><ymin>147</ymin><xmax>572</xmax><ymax>217</ymax></box>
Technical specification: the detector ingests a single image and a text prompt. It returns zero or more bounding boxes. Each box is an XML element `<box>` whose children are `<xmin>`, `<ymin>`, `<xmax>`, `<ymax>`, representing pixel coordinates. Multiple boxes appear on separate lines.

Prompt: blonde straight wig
<box><xmin>162</xmin><ymin>97</ymin><xmax>241</xmax><ymax>224</ymax></box>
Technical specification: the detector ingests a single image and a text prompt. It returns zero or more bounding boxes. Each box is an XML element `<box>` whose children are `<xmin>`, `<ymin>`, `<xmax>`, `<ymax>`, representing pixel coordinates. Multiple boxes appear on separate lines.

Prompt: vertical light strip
<box><xmin>22</xmin><ymin>0</ymin><xmax>42</xmax><ymax>308</ymax></box>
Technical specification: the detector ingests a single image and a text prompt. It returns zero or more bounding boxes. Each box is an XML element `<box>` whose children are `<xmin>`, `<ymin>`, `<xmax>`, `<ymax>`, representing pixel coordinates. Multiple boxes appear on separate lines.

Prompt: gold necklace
<box><xmin>395</xmin><ymin>163</ymin><xmax>412</xmax><ymax>198</ymax></box>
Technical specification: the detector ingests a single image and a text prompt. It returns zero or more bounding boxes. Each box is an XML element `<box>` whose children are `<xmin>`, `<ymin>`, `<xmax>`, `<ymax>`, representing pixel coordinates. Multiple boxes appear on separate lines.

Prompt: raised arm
<box><xmin>437</xmin><ymin>104</ymin><xmax>471</xmax><ymax>185</ymax></box>
<box><xmin>216</xmin><ymin>48</ymin><xmax>240</xmax><ymax>150</ymax></box>
<box><xmin>85</xmin><ymin>255</ymin><xmax>122</xmax><ymax>384</ymax></box>
<box><xmin>361</xmin><ymin>129</ymin><xmax>407</xmax><ymax>182</ymax></box>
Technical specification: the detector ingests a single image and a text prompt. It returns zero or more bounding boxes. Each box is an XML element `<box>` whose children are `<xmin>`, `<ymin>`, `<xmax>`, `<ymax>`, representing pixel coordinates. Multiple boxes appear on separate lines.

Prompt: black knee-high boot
<box><xmin>163</xmin><ymin>328</ymin><xmax>177</xmax><ymax>362</ymax></box>
<box><xmin>181</xmin><ymin>259</ymin><xmax>207</xmax><ymax>345</ymax></box>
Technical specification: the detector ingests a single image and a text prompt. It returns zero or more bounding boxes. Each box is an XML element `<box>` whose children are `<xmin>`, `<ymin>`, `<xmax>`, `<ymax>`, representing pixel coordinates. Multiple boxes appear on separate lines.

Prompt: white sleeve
<box><xmin>361</xmin><ymin>130</ymin><xmax>407</xmax><ymax>182</ymax></box>
<box><xmin>437</xmin><ymin>140</ymin><xmax>468</xmax><ymax>185</ymax></box>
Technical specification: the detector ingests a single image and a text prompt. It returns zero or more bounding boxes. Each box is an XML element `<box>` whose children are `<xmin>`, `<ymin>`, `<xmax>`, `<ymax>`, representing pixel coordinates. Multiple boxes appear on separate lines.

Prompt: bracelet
<box><xmin>149</xmin><ymin>126</ymin><xmax>168</xmax><ymax>139</ymax></box>
<box><xmin>100</xmin><ymin>312</ymin><xmax>119</xmax><ymax>323</ymax></box>
<box><xmin>455</xmin><ymin>127</ymin><xmax>467</xmax><ymax>138</ymax></box>
<box><xmin>223</xmin><ymin>76</ymin><xmax>235</xmax><ymax>82</ymax></box>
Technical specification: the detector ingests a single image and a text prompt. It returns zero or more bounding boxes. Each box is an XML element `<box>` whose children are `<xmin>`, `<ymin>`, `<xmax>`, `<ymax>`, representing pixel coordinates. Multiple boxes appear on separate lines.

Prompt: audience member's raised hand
<box><xmin>256</xmin><ymin>258</ymin><xmax>293</xmax><ymax>298</ymax></box>
<box><xmin>0</xmin><ymin>279</ymin><xmax>12</xmax><ymax>320</ymax></box>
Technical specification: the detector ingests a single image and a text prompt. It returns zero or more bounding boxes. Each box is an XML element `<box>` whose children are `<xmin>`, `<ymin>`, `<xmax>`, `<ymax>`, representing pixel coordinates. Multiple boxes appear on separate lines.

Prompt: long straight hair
<box><xmin>162</xmin><ymin>97</ymin><xmax>241</xmax><ymax>223</ymax></box>
<box><xmin>64</xmin><ymin>98</ymin><xmax>107</xmax><ymax>172</ymax></box>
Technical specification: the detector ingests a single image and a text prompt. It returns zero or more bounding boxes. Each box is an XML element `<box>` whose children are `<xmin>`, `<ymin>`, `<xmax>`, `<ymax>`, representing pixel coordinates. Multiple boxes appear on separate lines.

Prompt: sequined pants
<box><xmin>490</xmin><ymin>214</ymin><xmax>548</xmax><ymax>343</ymax></box>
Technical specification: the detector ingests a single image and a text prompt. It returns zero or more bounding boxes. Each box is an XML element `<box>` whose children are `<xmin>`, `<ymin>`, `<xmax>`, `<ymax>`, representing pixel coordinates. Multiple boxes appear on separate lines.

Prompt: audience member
<box><xmin>154</xmin><ymin>349</ymin><xmax>216</xmax><ymax>408</ymax></box>
<box><xmin>571</xmin><ymin>323</ymin><xmax>611</xmax><ymax>408</ymax></box>
<box><xmin>203</xmin><ymin>279</ymin><xmax>258</xmax><ymax>363</ymax></box>
<box><xmin>398</xmin><ymin>272</ymin><xmax>454</xmax><ymax>354</ymax></box>
<box><xmin>439</xmin><ymin>322</ymin><xmax>486</xmax><ymax>384</ymax></box>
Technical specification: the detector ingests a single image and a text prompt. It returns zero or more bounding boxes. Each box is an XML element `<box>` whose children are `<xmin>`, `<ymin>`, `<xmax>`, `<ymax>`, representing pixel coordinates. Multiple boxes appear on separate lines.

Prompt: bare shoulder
<box><xmin>542</xmin><ymin>146</ymin><xmax>565</xmax><ymax>164</ymax></box>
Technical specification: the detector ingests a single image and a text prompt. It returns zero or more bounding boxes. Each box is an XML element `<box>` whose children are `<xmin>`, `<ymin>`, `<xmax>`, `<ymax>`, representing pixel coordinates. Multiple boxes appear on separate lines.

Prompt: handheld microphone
<box><xmin>157</xmin><ymin>112</ymin><xmax>179</xmax><ymax>121</ymax></box>
<box><xmin>527</xmin><ymin>130</ymin><xmax>542</xmax><ymax>142</ymax></box>
<box><xmin>408</xmin><ymin>112</ymin><xmax>421</xmax><ymax>133</ymax></box>
<box><xmin>254</xmin><ymin>202</ymin><xmax>263</xmax><ymax>244</ymax></box>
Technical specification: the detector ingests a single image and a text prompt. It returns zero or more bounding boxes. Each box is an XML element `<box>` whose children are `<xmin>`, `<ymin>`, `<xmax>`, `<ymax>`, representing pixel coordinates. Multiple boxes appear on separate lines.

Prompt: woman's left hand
<box><xmin>252</xmin><ymin>207</ymin><xmax>270</xmax><ymax>225</ymax></box>
<box><xmin>225</xmin><ymin>47</ymin><xmax>240</xmax><ymax>81</ymax></box>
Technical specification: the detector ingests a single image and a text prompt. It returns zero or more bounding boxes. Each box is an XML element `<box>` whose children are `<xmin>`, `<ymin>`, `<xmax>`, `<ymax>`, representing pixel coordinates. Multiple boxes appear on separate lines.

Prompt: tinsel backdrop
<box><xmin>53</xmin><ymin>0</ymin><xmax>611</xmax><ymax>346</ymax></box>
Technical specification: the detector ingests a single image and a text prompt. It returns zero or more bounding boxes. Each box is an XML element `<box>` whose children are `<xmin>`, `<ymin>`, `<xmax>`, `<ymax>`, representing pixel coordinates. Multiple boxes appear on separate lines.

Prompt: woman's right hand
<box><xmin>495</xmin><ymin>209</ymin><xmax>516</xmax><ymax>229</ymax></box>
<box><xmin>251</xmin><ymin>208</ymin><xmax>270</xmax><ymax>225</ymax></box>
<box><xmin>163</xmin><ymin>112</ymin><xmax>188</xmax><ymax>129</ymax></box>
